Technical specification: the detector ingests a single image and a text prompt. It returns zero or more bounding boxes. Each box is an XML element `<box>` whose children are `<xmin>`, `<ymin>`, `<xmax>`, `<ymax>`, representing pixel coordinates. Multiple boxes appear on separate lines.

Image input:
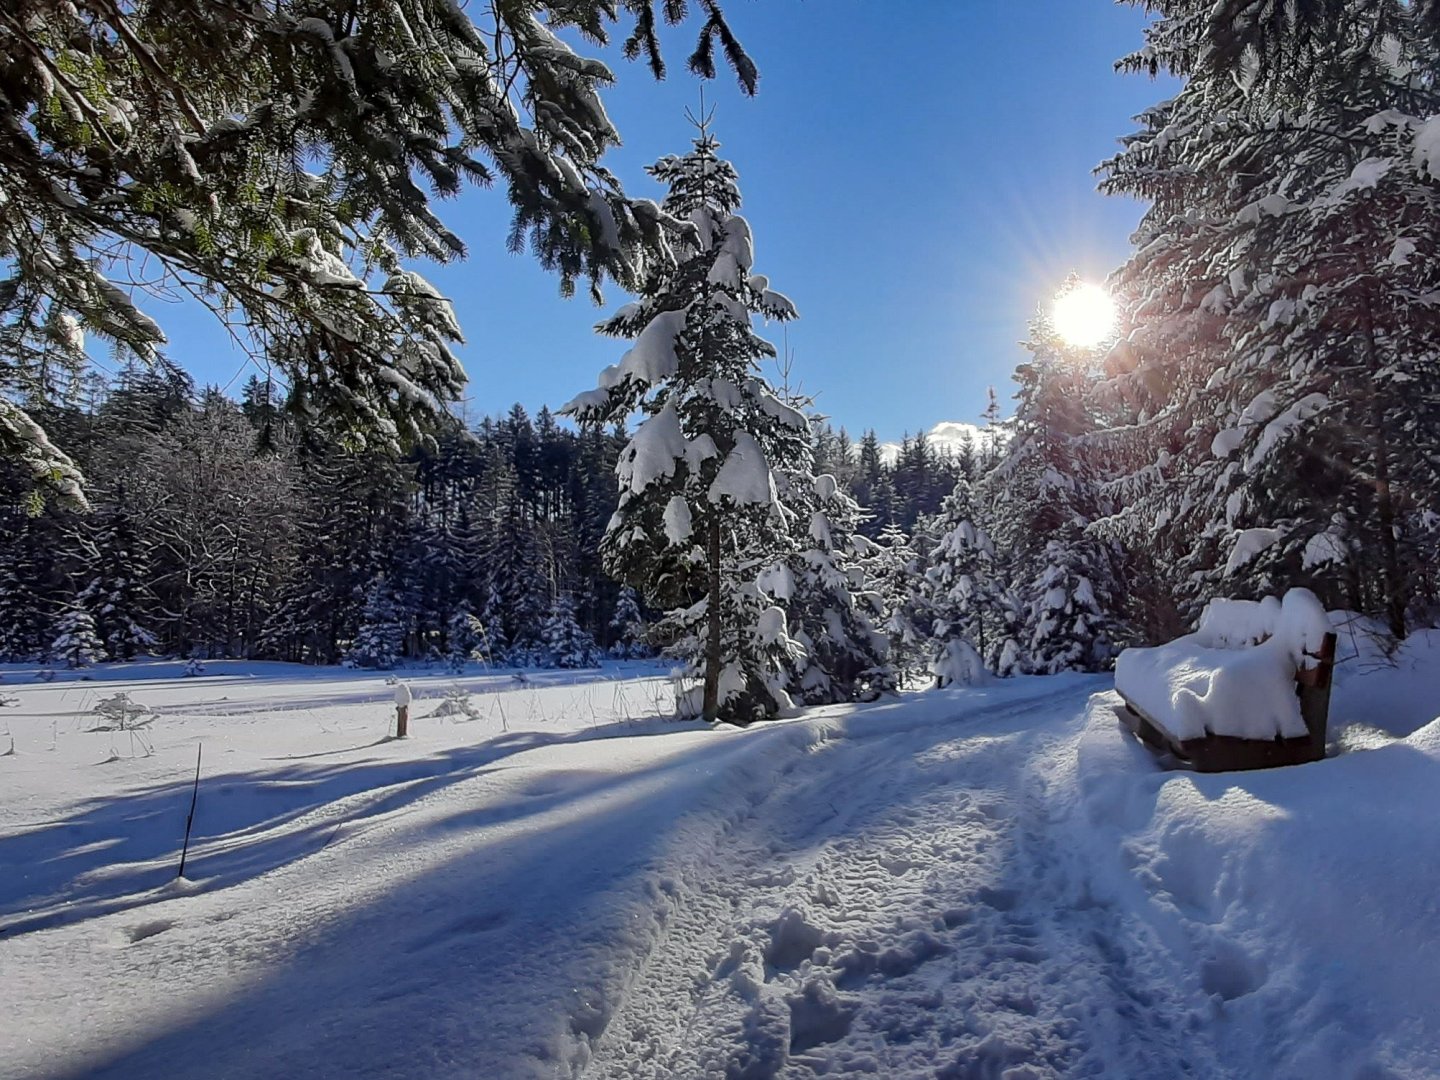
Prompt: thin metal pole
<box><xmin>178</xmin><ymin>743</ymin><xmax>202</xmax><ymax>879</ymax></box>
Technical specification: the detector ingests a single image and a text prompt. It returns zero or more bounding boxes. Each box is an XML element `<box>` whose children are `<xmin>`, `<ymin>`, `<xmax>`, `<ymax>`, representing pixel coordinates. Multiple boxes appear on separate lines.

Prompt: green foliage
<box><xmin>1099</xmin><ymin>0</ymin><xmax>1440</xmax><ymax>636</ymax></box>
<box><xmin>0</xmin><ymin>0</ymin><xmax>755</xmax><ymax>503</ymax></box>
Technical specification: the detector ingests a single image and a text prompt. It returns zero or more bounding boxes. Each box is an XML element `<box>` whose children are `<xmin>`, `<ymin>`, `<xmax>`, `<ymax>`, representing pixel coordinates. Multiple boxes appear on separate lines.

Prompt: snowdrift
<box><xmin>1066</xmin><ymin>688</ymin><xmax>1440</xmax><ymax>1079</ymax></box>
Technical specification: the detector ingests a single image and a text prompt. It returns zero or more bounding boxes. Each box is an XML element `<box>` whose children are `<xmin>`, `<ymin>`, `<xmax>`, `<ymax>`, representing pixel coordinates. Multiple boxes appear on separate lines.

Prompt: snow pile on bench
<box><xmin>1114</xmin><ymin>589</ymin><xmax>1331</xmax><ymax>742</ymax></box>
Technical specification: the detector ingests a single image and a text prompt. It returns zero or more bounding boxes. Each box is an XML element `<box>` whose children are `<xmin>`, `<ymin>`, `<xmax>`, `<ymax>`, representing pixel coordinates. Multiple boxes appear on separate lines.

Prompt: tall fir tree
<box><xmin>871</xmin><ymin>524</ymin><xmax>934</xmax><ymax>685</ymax></box>
<box><xmin>609</xmin><ymin>586</ymin><xmax>649</xmax><ymax>659</ymax></box>
<box><xmin>986</xmin><ymin>296</ymin><xmax>1129</xmax><ymax>672</ymax></box>
<box><xmin>926</xmin><ymin>479</ymin><xmax>1023</xmax><ymax>676</ymax></box>
<box><xmin>564</xmin><ymin>123</ymin><xmax>808</xmax><ymax>723</ymax></box>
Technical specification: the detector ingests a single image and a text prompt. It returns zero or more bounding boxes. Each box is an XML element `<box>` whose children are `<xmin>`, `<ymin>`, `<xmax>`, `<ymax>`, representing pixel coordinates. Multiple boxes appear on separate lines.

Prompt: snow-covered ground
<box><xmin>2</xmin><ymin>642</ymin><xmax>1438</xmax><ymax>1079</ymax></box>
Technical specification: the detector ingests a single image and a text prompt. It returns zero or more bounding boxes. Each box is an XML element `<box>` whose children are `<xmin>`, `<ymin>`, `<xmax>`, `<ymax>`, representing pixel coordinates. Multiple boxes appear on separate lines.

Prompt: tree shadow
<box><xmin>0</xmin><ymin>716</ymin><xmax>702</xmax><ymax>937</ymax></box>
<box><xmin>44</xmin><ymin>730</ymin><xmax>762</xmax><ymax>1080</ymax></box>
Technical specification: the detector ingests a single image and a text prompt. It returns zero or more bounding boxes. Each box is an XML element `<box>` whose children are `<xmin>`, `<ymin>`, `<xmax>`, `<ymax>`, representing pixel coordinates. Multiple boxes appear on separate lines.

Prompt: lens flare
<box><xmin>1052</xmin><ymin>283</ymin><xmax>1116</xmax><ymax>349</ymax></box>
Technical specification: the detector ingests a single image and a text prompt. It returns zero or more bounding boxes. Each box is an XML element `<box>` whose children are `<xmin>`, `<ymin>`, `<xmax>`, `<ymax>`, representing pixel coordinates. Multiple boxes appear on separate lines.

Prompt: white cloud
<box><xmin>879</xmin><ymin>420</ymin><xmax>995</xmax><ymax>465</ymax></box>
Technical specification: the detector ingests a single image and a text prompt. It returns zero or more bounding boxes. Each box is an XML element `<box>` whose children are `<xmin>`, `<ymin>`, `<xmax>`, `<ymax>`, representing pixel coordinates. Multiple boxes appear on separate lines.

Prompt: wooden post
<box><xmin>394</xmin><ymin>682</ymin><xmax>412</xmax><ymax>739</ymax></box>
<box><xmin>1296</xmin><ymin>631</ymin><xmax>1337</xmax><ymax>762</ymax></box>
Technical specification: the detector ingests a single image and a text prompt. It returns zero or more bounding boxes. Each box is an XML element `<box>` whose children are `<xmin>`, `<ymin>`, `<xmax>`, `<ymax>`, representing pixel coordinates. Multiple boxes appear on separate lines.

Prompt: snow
<box><xmin>662</xmin><ymin>494</ymin><xmax>692</xmax><ymax>546</ymax></box>
<box><xmin>612</xmin><ymin>307</ymin><xmax>688</xmax><ymax>385</ymax></box>
<box><xmin>1114</xmin><ymin>589</ymin><xmax>1333</xmax><ymax>742</ymax></box>
<box><xmin>1238</xmin><ymin>388</ymin><xmax>1278</xmax><ymax>427</ymax></box>
<box><xmin>53</xmin><ymin>312</ymin><xmax>84</xmax><ymax>353</ymax></box>
<box><xmin>757</xmin><ymin>562</ymin><xmax>796</xmax><ymax>602</ymax></box>
<box><xmin>808</xmin><ymin>511</ymin><xmax>832</xmax><ymax>549</ymax></box>
<box><xmin>1236</xmin><ymin>191</ymin><xmax>1291</xmax><ymax>222</ymax></box>
<box><xmin>1414</xmin><ymin>114</ymin><xmax>1440</xmax><ymax>180</ymax></box>
<box><xmin>5</xmin><ymin>641</ymin><xmax>1440</xmax><ymax>1078</ymax></box>
<box><xmin>750</xmin><ymin>379</ymin><xmax>808</xmax><ymax>430</ymax></box>
<box><xmin>1244</xmin><ymin>392</ymin><xmax>1327</xmax><ymax>470</ymax></box>
<box><xmin>756</xmin><ymin>606</ymin><xmax>789</xmax><ymax>646</ymax></box>
<box><xmin>709</xmin><ymin>431</ymin><xmax>777</xmax><ymax>506</ymax></box>
<box><xmin>1330</xmin><ymin>156</ymin><xmax>1393</xmax><ymax>199</ymax></box>
<box><xmin>705</xmin><ymin>217</ymin><xmax>755</xmax><ymax>290</ymax></box>
<box><xmin>1223</xmin><ymin>525</ymin><xmax>1282</xmax><ymax>574</ymax></box>
<box><xmin>930</xmin><ymin>639</ymin><xmax>988</xmax><ymax>688</ymax></box>
<box><xmin>1115</xmin><ymin>635</ymin><xmax>1307</xmax><ymax>742</ymax></box>
<box><xmin>296</xmin><ymin>230</ymin><xmax>361</xmax><ymax>288</ymax></box>
<box><xmin>617</xmin><ymin>402</ymin><xmax>687</xmax><ymax>494</ymax></box>
<box><xmin>1068</xmin><ymin>683</ymin><xmax>1440</xmax><ymax>1080</ymax></box>
<box><xmin>1302</xmin><ymin>523</ymin><xmax>1348</xmax><ymax>569</ymax></box>
<box><xmin>1388</xmin><ymin>236</ymin><xmax>1417</xmax><ymax>268</ymax></box>
<box><xmin>1210</xmin><ymin>426</ymin><xmax>1243</xmax><ymax>458</ymax></box>
<box><xmin>1331</xmin><ymin>621</ymin><xmax>1440</xmax><ymax>736</ymax></box>
<box><xmin>1196</xmin><ymin>596</ymin><xmax>1283</xmax><ymax>648</ymax></box>
<box><xmin>565</xmin><ymin>308</ymin><xmax>690</xmax><ymax>416</ymax></box>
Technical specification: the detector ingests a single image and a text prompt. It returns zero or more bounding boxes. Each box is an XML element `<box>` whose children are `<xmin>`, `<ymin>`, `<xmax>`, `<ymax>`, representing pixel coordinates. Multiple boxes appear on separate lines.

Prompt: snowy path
<box><xmin>582</xmin><ymin>681</ymin><xmax>1220</xmax><ymax>1079</ymax></box>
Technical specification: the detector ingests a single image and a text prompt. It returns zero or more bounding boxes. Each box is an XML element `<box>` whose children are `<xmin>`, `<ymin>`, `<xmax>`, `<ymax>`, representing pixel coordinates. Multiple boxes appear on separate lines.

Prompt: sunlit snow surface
<box><xmin>2</xmin><ymin>641</ymin><xmax>1439</xmax><ymax>1079</ymax></box>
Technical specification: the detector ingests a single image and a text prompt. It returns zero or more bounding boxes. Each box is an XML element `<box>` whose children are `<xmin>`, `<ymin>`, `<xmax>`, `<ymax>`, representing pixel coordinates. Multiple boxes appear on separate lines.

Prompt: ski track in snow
<box><xmin>582</xmin><ymin>684</ymin><xmax>1221</xmax><ymax>1080</ymax></box>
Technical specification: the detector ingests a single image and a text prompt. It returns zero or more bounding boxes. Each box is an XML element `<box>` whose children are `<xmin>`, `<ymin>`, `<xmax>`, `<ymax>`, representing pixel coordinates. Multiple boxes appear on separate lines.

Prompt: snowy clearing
<box><xmin>2</xmin><ymin>650</ymin><xmax>1439</xmax><ymax>1079</ymax></box>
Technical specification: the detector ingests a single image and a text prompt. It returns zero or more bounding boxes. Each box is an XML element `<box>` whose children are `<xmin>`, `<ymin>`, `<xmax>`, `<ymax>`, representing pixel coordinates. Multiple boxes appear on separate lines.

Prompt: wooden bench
<box><xmin>1114</xmin><ymin>632</ymin><xmax>1337</xmax><ymax>773</ymax></box>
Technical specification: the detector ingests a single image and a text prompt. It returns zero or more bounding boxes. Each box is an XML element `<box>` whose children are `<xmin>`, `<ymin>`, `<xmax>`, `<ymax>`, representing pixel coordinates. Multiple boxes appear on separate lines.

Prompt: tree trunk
<box><xmin>1370</xmin><ymin>405</ymin><xmax>1407</xmax><ymax>640</ymax></box>
<box><xmin>1359</xmin><ymin>286</ymin><xmax>1407</xmax><ymax>640</ymax></box>
<box><xmin>702</xmin><ymin>516</ymin><xmax>722</xmax><ymax>723</ymax></box>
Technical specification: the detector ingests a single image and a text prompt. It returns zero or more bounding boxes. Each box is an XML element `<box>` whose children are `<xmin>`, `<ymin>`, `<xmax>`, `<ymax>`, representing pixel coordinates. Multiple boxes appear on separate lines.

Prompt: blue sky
<box><xmin>165</xmin><ymin>1</ymin><xmax>1175</xmax><ymax>441</ymax></box>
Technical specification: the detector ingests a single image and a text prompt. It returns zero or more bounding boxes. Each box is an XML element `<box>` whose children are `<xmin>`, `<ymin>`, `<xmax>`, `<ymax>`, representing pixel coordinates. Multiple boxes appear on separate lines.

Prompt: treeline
<box><xmin>0</xmin><ymin>367</ymin><xmax>625</xmax><ymax>666</ymax></box>
<box><xmin>0</xmin><ymin>364</ymin><xmax>983</xmax><ymax>668</ymax></box>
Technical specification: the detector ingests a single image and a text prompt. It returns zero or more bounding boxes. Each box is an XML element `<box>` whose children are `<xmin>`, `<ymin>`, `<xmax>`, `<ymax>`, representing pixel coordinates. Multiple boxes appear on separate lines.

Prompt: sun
<box><xmin>1051</xmin><ymin>282</ymin><xmax>1116</xmax><ymax>350</ymax></box>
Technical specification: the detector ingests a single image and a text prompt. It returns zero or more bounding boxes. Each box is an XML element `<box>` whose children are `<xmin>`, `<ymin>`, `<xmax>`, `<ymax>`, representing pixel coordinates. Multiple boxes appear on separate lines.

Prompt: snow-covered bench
<box><xmin>1113</xmin><ymin>589</ymin><xmax>1336</xmax><ymax>772</ymax></box>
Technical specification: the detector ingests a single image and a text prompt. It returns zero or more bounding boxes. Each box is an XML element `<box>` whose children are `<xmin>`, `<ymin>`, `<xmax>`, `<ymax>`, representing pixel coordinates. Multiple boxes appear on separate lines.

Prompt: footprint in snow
<box><xmin>1199</xmin><ymin>938</ymin><xmax>1267</xmax><ymax>1001</ymax></box>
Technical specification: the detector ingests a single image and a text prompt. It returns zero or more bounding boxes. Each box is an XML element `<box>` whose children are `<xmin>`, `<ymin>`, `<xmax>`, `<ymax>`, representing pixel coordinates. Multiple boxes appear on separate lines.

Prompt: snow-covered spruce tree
<box><xmin>931</xmin><ymin>638</ymin><xmax>989</xmax><ymax>689</ymax></box>
<box><xmin>446</xmin><ymin>607</ymin><xmax>482</xmax><ymax>674</ymax></box>
<box><xmin>985</xmin><ymin>304</ymin><xmax>1128</xmax><ymax>673</ymax></box>
<box><xmin>768</xmin><ymin>474</ymin><xmax>894</xmax><ymax>706</ymax></box>
<box><xmin>871</xmin><ymin>524</ymin><xmax>934</xmax><ymax>686</ymax></box>
<box><xmin>476</xmin><ymin>582</ymin><xmax>510</xmax><ymax>667</ymax></box>
<box><xmin>608</xmin><ymin>586</ymin><xmax>649</xmax><ymax>659</ymax></box>
<box><xmin>76</xmin><ymin>496</ymin><xmax>158</xmax><ymax>660</ymax></box>
<box><xmin>926</xmin><ymin>478</ymin><xmax>1023</xmax><ymax>678</ymax></box>
<box><xmin>0</xmin><ymin>1</ymin><xmax>759</xmax><ymax>505</ymax></box>
<box><xmin>1099</xmin><ymin>0</ymin><xmax>1440</xmax><ymax>637</ymax></box>
<box><xmin>0</xmin><ymin>513</ymin><xmax>60</xmax><ymax>661</ymax></box>
<box><xmin>1090</xmin><ymin>3</ymin><xmax>1300</xmax><ymax>638</ymax></box>
<box><xmin>487</xmin><ymin>496</ymin><xmax>550</xmax><ymax>663</ymax></box>
<box><xmin>564</xmin><ymin>127</ymin><xmax>808</xmax><ymax>724</ymax></box>
<box><xmin>541</xmin><ymin>592</ymin><xmax>602</xmax><ymax>669</ymax></box>
<box><xmin>262</xmin><ymin>440</ymin><xmax>410</xmax><ymax>663</ymax></box>
<box><xmin>347</xmin><ymin>575</ymin><xmax>407</xmax><ymax>670</ymax></box>
<box><xmin>1202</xmin><ymin>23</ymin><xmax>1440</xmax><ymax>637</ymax></box>
<box><xmin>51</xmin><ymin>608</ymin><xmax>104</xmax><ymax>668</ymax></box>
